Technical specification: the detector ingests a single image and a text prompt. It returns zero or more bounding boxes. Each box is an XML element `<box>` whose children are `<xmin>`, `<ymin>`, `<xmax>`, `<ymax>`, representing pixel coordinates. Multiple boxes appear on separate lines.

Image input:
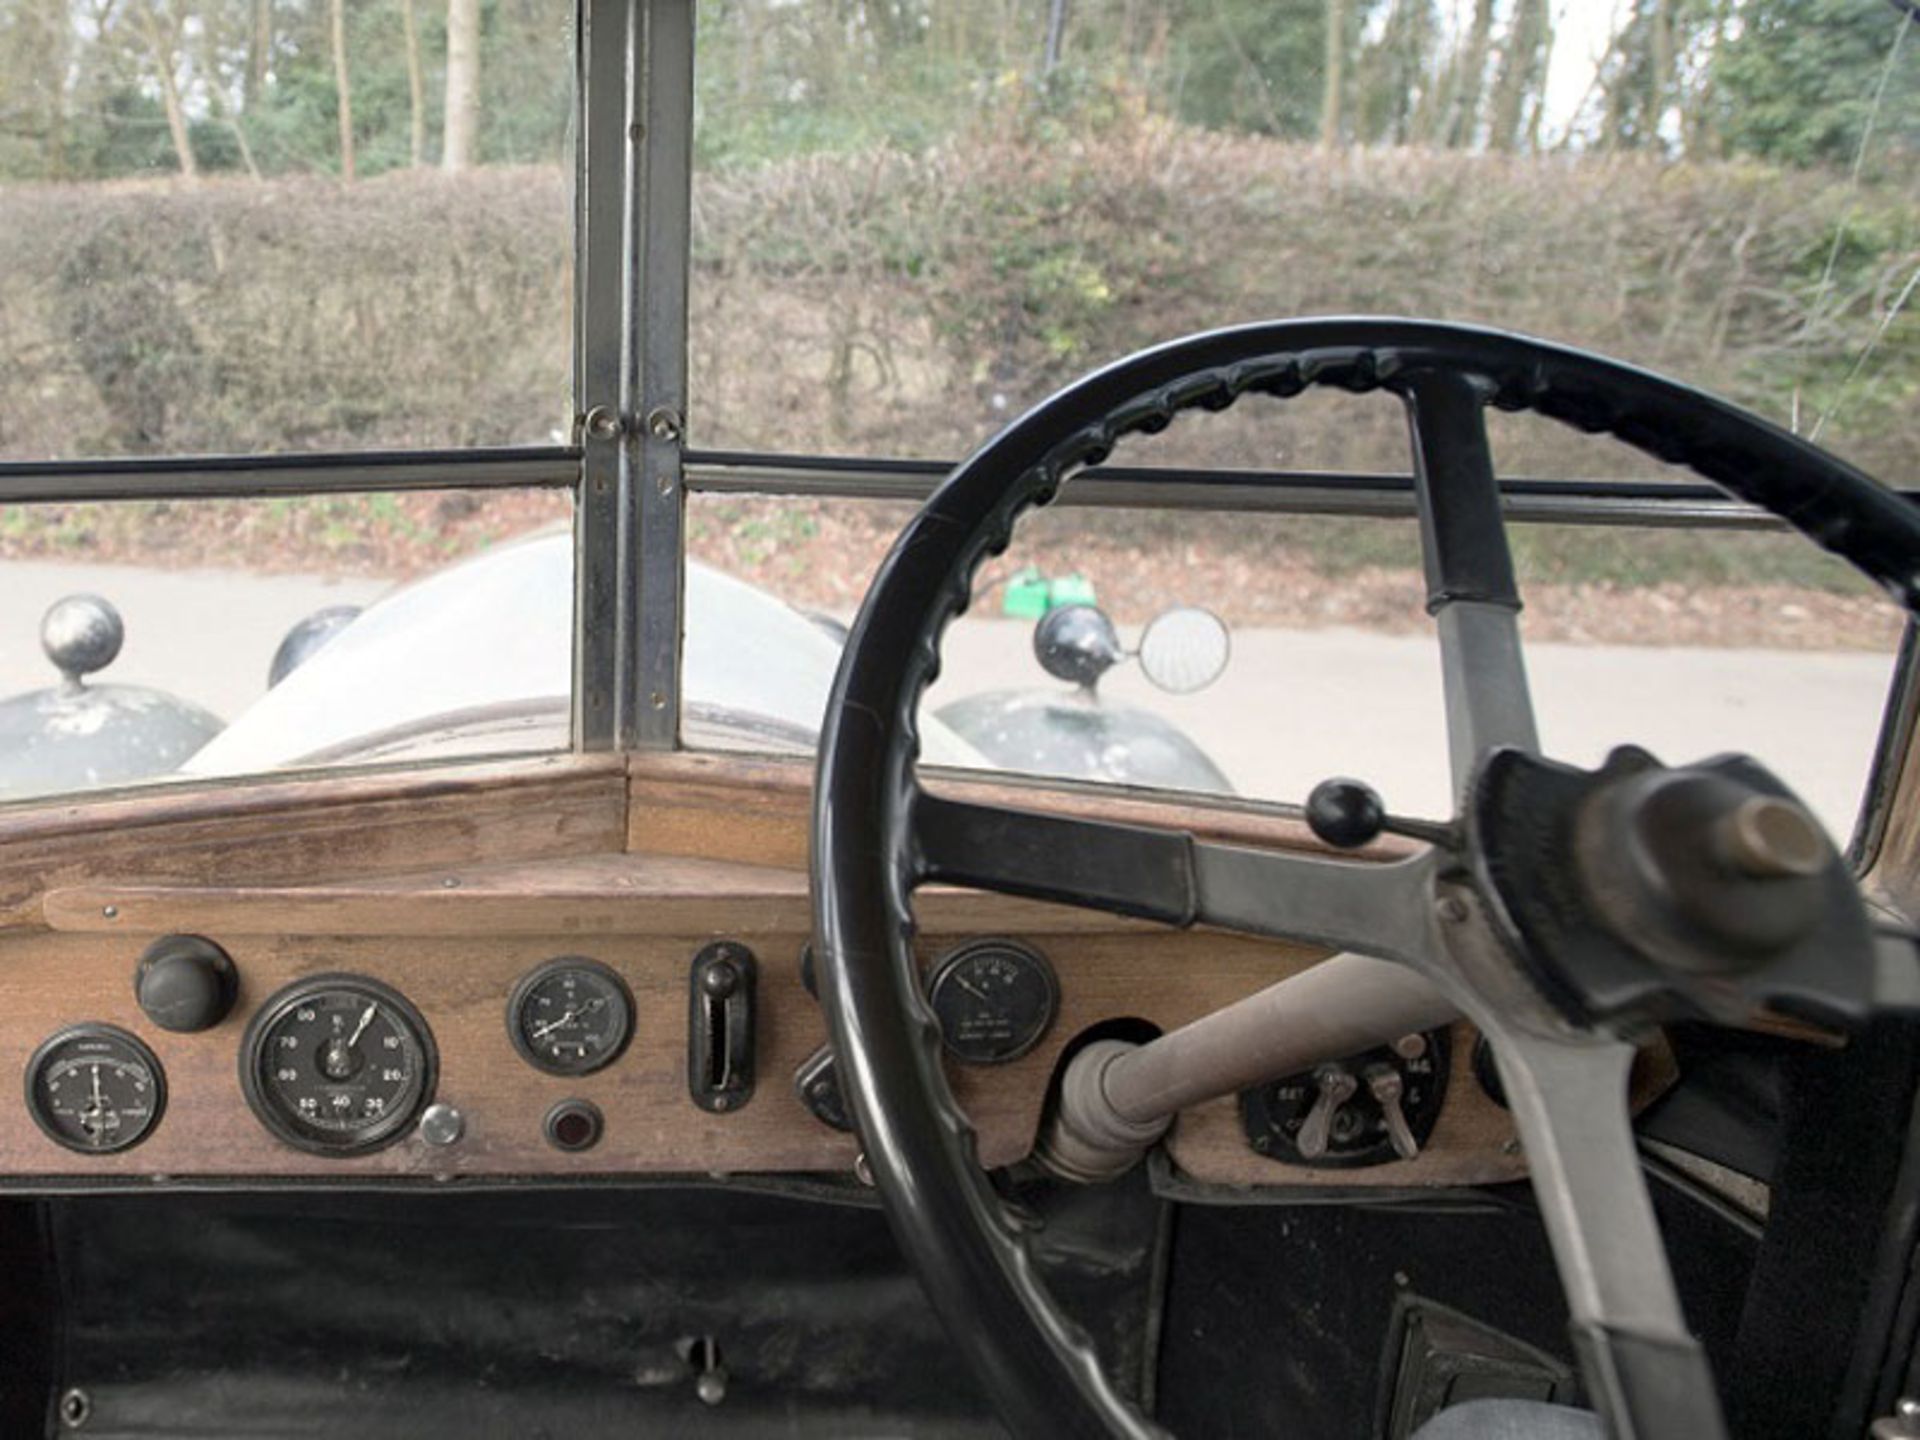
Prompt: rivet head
<box><xmin>582</xmin><ymin>405</ymin><xmax>621</xmax><ymax>441</ymax></box>
<box><xmin>645</xmin><ymin>407</ymin><xmax>683</xmax><ymax>443</ymax></box>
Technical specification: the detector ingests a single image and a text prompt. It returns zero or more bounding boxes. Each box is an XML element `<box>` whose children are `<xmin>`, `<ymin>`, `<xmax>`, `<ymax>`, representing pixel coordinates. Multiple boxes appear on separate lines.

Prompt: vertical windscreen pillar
<box><xmin>628</xmin><ymin>0</ymin><xmax>693</xmax><ymax>749</ymax></box>
<box><xmin>572</xmin><ymin>0</ymin><xmax>629</xmax><ymax>751</ymax></box>
<box><xmin>572</xmin><ymin>0</ymin><xmax>692</xmax><ymax>753</ymax></box>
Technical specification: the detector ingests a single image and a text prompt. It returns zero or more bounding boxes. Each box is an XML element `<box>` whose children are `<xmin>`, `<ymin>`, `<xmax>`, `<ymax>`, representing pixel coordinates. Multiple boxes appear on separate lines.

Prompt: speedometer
<box><xmin>241</xmin><ymin>975</ymin><xmax>436</xmax><ymax>1156</ymax></box>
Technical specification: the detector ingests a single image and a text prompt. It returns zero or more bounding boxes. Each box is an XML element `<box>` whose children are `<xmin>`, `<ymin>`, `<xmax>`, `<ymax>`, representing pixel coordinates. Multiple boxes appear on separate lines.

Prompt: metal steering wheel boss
<box><xmin>810</xmin><ymin>319</ymin><xmax>1920</xmax><ymax>1440</ymax></box>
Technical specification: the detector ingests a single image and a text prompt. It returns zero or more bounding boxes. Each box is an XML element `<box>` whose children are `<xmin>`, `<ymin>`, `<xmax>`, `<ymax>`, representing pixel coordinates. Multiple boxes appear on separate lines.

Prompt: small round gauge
<box><xmin>25</xmin><ymin>1025</ymin><xmax>166</xmax><ymax>1155</ymax></box>
<box><xmin>241</xmin><ymin>975</ymin><xmax>436</xmax><ymax>1156</ymax></box>
<box><xmin>507</xmin><ymin>957</ymin><xmax>635</xmax><ymax>1077</ymax></box>
<box><xmin>926</xmin><ymin>939</ymin><xmax>1060</xmax><ymax>1065</ymax></box>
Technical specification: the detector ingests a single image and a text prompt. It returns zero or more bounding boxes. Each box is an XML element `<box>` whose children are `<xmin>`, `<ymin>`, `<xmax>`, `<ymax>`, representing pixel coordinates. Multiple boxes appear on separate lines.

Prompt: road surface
<box><xmin>0</xmin><ymin>558</ymin><xmax>1897</xmax><ymax>844</ymax></box>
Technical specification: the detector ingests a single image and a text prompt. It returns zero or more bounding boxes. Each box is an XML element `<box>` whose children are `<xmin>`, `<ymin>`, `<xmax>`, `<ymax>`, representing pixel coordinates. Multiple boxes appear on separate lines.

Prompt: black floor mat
<box><xmin>38</xmin><ymin>1176</ymin><xmax>1163</xmax><ymax>1439</ymax></box>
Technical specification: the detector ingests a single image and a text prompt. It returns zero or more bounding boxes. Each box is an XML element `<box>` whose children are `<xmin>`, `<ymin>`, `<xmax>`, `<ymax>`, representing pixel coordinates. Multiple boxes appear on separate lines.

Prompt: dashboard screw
<box><xmin>418</xmin><ymin>1103</ymin><xmax>465</xmax><ymax>1148</ymax></box>
<box><xmin>59</xmin><ymin>1388</ymin><xmax>90</xmax><ymax>1429</ymax></box>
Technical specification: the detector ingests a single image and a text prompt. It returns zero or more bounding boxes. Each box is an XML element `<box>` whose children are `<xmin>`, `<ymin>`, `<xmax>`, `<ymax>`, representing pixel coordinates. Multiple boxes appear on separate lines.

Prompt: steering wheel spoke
<box><xmin>1483</xmin><ymin>1026</ymin><xmax>1729</xmax><ymax>1440</ymax></box>
<box><xmin>1402</xmin><ymin>368</ymin><xmax>1541</xmax><ymax>794</ymax></box>
<box><xmin>912</xmin><ymin>789</ymin><xmax>1439</xmax><ymax>962</ymax></box>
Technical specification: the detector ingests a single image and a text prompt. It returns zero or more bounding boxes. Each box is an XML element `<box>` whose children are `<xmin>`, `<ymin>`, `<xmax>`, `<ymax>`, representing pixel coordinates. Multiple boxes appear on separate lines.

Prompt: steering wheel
<box><xmin>810</xmin><ymin>319</ymin><xmax>1920</xmax><ymax>1439</ymax></box>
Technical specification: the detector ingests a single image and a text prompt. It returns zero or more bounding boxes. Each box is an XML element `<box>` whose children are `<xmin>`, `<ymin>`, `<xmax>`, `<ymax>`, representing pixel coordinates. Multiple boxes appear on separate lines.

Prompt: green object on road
<box><xmin>1001</xmin><ymin>566</ymin><xmax>1097</xmax><ymax>619</ymax></box>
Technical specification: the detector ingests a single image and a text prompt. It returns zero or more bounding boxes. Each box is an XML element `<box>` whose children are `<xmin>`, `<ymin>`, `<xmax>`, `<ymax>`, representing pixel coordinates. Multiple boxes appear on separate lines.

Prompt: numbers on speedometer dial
<box><xmin>507</xmin><ymin>957</ymin><xmax>634</xmax><ymax>1077</ymax></box>
<box><xmin>241</xmin><ymin>975</ymin><xmax>436</xmax><ymax>1156</ymax></box>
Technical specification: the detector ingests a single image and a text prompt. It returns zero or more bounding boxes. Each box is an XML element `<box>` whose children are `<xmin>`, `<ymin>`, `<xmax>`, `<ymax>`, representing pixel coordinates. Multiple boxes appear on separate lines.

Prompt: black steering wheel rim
<box><xmin>810</xmin><ymin>317</ymin><xmax>1920</xmax><ymax>1439</ymax></box>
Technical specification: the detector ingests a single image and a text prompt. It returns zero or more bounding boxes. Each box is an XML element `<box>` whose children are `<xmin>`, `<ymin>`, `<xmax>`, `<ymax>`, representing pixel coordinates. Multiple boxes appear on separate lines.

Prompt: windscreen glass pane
<box><xmin>0</xmin><ymin>488</ymin><xmax>572</xmax><ymax>801</ymax></box>
<box><xmin>0</xmin><ymin>0</ymin><xmax>574</xmax><ymax>460</ymax></box>
<box><xmin>689</xmin><ymin>2</ymin><xmax>1919</xmax><ymax>485</ymax></box>
<box><xmin>686</xmin><ymin>488</ymin><xmax>1898</xmax><ymax>846</ymax></box>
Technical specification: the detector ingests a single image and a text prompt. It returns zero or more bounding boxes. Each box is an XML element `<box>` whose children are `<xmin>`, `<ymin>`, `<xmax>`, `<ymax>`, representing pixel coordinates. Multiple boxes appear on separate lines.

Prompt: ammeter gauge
<box><xmin>242</xmin><ymin>975</ymin><xmax>436</xmax><ymax>1156</ymax></box>
<box><xmin>26</xmin><ymin>1024</ymin><xmax>166</xmax><ymax>1155</ymax></box>
<box><xmin>926</xmin><ymin>939</ymin><xmax>1059</xmax><ymax>1065</ymax></box>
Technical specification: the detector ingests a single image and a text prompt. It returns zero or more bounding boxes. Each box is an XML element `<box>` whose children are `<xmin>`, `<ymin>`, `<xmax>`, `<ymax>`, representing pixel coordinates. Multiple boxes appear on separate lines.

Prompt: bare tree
<box><xmin>1488</xmin><ymin>0</ymin><xmax>1550</xmax><ymax>151</ymax></box>
<box><xmin>198</xmin><ymin>23</ymin><xmax>263</xmax><ymax>178</ymax></box>
<box><xmin>1446</xmin><ymin>0</ymin><xmax>1496</xmax><ymax>147</ymax></box>
<box><xmin>329</xmin><ymin>0</ymin><xmax>355</xmax><ymax>181</ymax></box>
<box><xmin>1321</xmin><ymin>0</ymin><xmax>1347</xmax><ymax>146</ymax></box>
<box><xmin>1042</xmin><ymin>0</ymin><xmax>1068</xmax><ymax>77</ymax></box>
<box><xmin>246</xmin><ymin>0</ymin><xmax>271</xmax><ymax>108</ymax></box>
<box><xmin>401</xmin><ymin>0</ymin><xmax>426</xmax><ymax>166</ymax></box>
<box><xmin>134</xmin><ymin>0</ymin><xmax>197</xmax><ymax>178</ymax></box>
<box><xmin>1648</xmin><ymin>0</ymin><xmax>1676</xmax><ymax>146</ymax></box>
<box><xmin>442</xmin><ymin>0</ymin><xmax>480</xmax><ymax>170</ymax></box>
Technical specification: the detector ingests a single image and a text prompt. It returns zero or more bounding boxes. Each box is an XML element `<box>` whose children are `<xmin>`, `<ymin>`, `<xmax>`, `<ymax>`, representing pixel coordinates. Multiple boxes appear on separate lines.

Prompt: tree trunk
<box><xmin>1525</xmin><ymin>10</ymin><xmax>1554</xmax><ymax>150</ymax></box>
<box><xmin>330</xmin><ymin>0</ymin><xmax>355</xmax><ymax>182</ymax></box>
<box><xmin>199</xmin><ymin>28</ymin><xmax>263</xmax><ymax>178</ymax></box>
<box><xmin>1487</xmin><ymin>0</ymin><xmax>1546</xmax><ymax>152</ymax></box>
<box><xmin>1447</xmin><ymin>0</ymin><xmax>1495</xmax><ymax>147</ymax></box>
<box><xmin>1321</xmin><ymin>0</ymin><xmax>1347</xmax><ymax>147</ymax></box>
<box><xmin>1649</xmin><ymin>0</ymin><xmax>1676</xmax><ymax>149</ymax></box>
<box><xmin>246</xmin><ymin>0</ymin><xmax>271</xmax><ymax>109</ymax></box>
<box><xmin>401</xmin><ymin>0</ymin><xmax>426</xmax><ymax>166</ymax></box>
<box><xmin>40</xmin><ymin>0</ymin><xmax>70</xmax><ymax>178</ymax></box>
<box><xmin>136</xmin><ymin>0</ymin><xmax>198</xmax><ymax>179</ymax></box>
<box><xmin>442</xmin><ymin>0</ymin><xmax>480</xmax><ymax>171</ymax></box>
<box><xmin>1682</xmin><ymin>0</ymin><xmax>1730</xmax><ymax>158</ymax></box>
<box><xmin>1042</xmin><ymin>0</ymin><xmax>1068</xmax><ymax>78</ymax></box>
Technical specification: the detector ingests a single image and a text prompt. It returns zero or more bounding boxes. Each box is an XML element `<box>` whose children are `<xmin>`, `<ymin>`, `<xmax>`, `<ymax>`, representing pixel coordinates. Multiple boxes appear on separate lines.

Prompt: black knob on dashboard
<box><xmin>1305</xmin><ymin>777</ymin><xmax>1387</xmax><ymax>849</ymax></box>
<box><xmin>134</xmin><ymin>935</ymin><xmax>238</xmax><ymax>1033</ymax></box>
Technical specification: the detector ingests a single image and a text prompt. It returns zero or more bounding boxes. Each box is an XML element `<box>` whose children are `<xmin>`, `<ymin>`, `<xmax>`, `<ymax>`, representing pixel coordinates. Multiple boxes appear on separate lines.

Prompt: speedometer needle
<box><xmin>532</xmin><ymin>1008</ymin><xmax>580</xmax><ymax>1040</ymax></box>
<box><xmin>532</xmin><ymin>998</ymin><xmax>604</xmax><ymax>1040</ymax></box>
<box><xmin>346</xmin><ymin>1004</ymin><xmax>377</xmax><ymax>1049</ymax></box>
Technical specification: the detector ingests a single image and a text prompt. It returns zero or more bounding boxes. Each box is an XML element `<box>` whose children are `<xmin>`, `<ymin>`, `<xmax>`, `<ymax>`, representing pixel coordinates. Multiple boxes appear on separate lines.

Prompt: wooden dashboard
<box><xmin>0</xmin><ymin>750</ymin><xmax>1664</xmax><ymax>1188</ymax></box>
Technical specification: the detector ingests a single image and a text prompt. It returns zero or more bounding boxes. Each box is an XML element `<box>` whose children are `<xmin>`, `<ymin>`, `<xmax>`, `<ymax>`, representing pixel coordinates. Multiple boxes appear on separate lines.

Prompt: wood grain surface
<box><xmin>0</xmin><ymin>754</ymin><xmax>627</xmax><ymax>930</ymax></box>
<box><xmin>0</xmin><ymin>748</ymin><xmax>1668</xmax><ymax>1189</ymax></box>
<box><xmin>0</xmin><ymin>908</ymin><xmax>1662</xmax><ymax>1188</ymax></box>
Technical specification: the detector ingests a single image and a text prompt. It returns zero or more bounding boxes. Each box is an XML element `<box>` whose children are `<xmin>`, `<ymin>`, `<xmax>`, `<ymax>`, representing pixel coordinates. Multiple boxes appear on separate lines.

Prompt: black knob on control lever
<box><xmin>1305</xmin><ymin>777</ymin><xmax>1452</xmax><ymax>850</ymax></box>
<box><xmin>1306</xmin><ymin>777</ymin><xmax>1387</xmax><ymax>849</ymax></box>
<box><xmin>134</xmin><ymin>934</ymin><xmax>238</xmax><ymax>1033</ymax></box>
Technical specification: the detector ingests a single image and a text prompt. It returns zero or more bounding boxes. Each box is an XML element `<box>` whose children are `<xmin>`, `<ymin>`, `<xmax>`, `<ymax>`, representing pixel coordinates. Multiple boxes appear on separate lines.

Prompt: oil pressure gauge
<box><xmin>507</xmin><ymin>957</ymin><xmax>634</xmax><ymax>1077</ymax></box>
<box><xmin>242</xmin><ymin>975</ymin><xmax>436</xmax><ymax>1156</ymax></box>
<box><xmin>926</xmin><ymin>939</ymin><xmax>1059</xmax><ymax>1065</ymax></box>
<box><xmin>26</xmin><ymin>1024</ymin><xmax>166</xmax><ymax>1154</ymax></box>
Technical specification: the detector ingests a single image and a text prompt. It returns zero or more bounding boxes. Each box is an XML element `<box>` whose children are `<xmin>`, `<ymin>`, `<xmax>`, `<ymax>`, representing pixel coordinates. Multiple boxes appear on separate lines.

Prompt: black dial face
<box><xmin>926</xmin><ymin>940</ymin><xmax>1059</xmax><ymax>1065</ymax></box>
<box><xmin>26</xmin><ymin>1025</ymin><xmax>166</xmax><ymax>1155</ymax></box>
<box><xmin>242</xmin><ymin>976</ymin><xmax>436</xmax><ymax>1156</ymax></box>
<box><xmin>507</xmin><ymin>957</ymin><xmax>634</xmax><ymax>1076</ymax></box>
